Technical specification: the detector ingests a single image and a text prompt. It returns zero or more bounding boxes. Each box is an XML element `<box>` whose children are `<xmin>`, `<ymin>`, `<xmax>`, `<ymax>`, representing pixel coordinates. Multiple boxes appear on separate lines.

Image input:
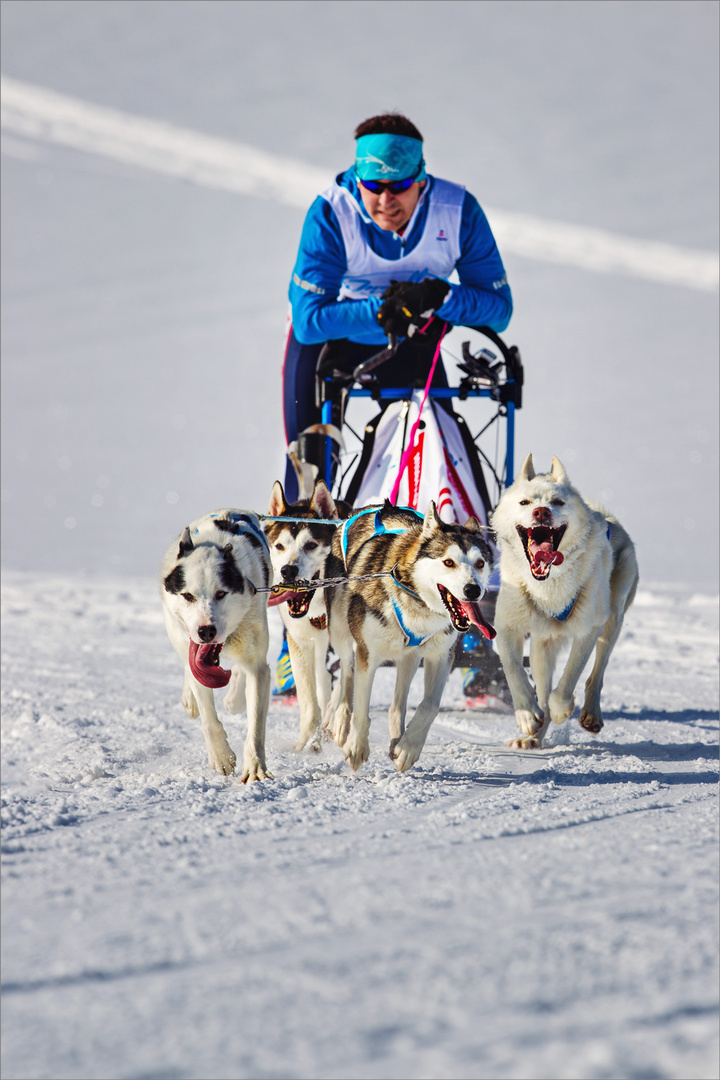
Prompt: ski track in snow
<box><xmin>1</xmin><ymin>571</ymin><xmax>718</xmax><ymax>1080</ymax></box>
<box><xmin>2</xmin><ymin>74</ymin><xmax>717</xmax><ymax>292</ymax></box>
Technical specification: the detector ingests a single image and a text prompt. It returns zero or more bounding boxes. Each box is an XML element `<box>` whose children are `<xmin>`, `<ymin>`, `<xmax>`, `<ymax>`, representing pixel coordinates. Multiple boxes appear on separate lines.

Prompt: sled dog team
<box><xmin>160</xmin><ymin>456</ymin><xmax>638</xmax><ymax>781</ymax></box>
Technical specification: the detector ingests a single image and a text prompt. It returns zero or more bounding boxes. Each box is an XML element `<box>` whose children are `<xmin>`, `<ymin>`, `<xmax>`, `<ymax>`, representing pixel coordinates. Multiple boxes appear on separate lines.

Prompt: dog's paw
<box><xmin>325</xmin><ymin>704</ymin><xmax>351</xmax><ymax>748</ymax></box>
<box><xmin>508</xmin><ymin>735</ymin><xmax>543</xmax><ymax>749</ymax></box>
<box><xmin>549</xmin><ymin>690</ymin><xmax>575</xmax><ymax>725</ymax></box>
<box><xmin>516</xmin><ymin>707</ymin><xmax>544</xmax><ymax>736</ymax></box>
<box><xmin>390</xmin><ymin>736</ymin><xmax>420</xmax><ymax>773</ymax></box>
<box><xmin>579</xmin><ymin>709</ymin><xmax>603</xmax><ymax>734</ymax></box>
<box><xmin>182</xmin><ymin>687</ymin><xmax>199</xmax><ymax>718</ymax></box>
<box><xmin>295</xmin><ymin>718</ymin><xmax>322</xmax><ymax>754</ymax></box>
<box><xmin>343</xmin><ymin>731</ymin><xmax>370</xmax><ymax>772</ymax></box>
<box><xmin>208</xmin><ymin>744</ymin><xmax>236</xmax><ymax>776</ymax></box>
<box><xmin>294</xmin><ymin>734</ymin><xmax>322</xmax><ymax>753</ymax></box>
<box><xmin>239</xmin><ymin>759</ymin><xmax>274</xmax><ymax>783</ymax></box>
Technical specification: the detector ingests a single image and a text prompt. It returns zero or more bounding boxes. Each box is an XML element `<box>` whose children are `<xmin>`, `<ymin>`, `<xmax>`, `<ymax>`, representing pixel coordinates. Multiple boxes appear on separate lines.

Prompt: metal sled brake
<box><xmin>299</xmin><ymin>325</ymin><xmax>524</xmax><ymax>700</ymax></box>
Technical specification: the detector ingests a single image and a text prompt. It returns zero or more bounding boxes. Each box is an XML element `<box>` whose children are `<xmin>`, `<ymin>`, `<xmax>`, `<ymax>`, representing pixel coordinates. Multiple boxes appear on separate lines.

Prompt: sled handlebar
<box><xmin>350</xmin><ymin>325</ymin><xmax>523</xmax><ymax>407</ymax></box>
<box><xmin>315</xmin><ymin>325</ymin><xmax>523</xmax><ymax>410</ymax></box>
<box><xmin>351</xmin><ymin>334</ymin><xmax>398</xmax><ymax>381</ymax></box>
<box><xmin>314</xmin><ymin>336</ymin><xmax>399</xmax><ymax>409</ymax></box>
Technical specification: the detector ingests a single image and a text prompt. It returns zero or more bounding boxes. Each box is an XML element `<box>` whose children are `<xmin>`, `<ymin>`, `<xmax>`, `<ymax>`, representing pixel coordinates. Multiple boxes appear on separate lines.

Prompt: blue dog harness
<box><xmin>340</xmin><ymin>506</ymin><xmax>444</xmax><ymax>647</ymax></box>
<box><xmin>205</xmin><ymin>511</ymin><xmax>271</xmax><ymax>553</ymax></box>
<box><xmin>551</xmin><ymin>524</ymin><xmax>611</xmax><ymax>621</ymax></box>
<box><xmin>391</xmin><ymin>596</ymin><xmax>439</xmax><ymax>647</ymax></box>
<box><xmin>554</xmin><ymin>597</ymin><xmax>576</xmax><ymax>621</ymax></box>
<box><xmin>189</xmin><ymin>511</ymin><xmax>271</xmax><ymax>595</ymax></box>
<box><xmin>338</xmin><ymin>506</ymin><xmax>422</xmax><ymax>567</ymax></box>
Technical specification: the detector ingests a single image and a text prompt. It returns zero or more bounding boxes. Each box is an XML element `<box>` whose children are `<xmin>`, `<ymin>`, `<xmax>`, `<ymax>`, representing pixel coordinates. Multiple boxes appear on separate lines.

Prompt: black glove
<box><xmin>377</xmin><ymin>278</ymin><xmax>451</xmax><ymax>339</ymax></box>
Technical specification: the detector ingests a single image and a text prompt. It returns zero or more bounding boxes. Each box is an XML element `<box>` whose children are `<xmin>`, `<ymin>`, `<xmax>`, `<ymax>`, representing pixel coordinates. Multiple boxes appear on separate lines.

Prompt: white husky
<box><xmin>160</xmin><ymin>509</ymin><xmax>272</xmax><ymax>780</ymax></box>
<box><xmin>491</xmin><ymin>455</ymin><xmax>638</xmax><ymax>749</ymax></box>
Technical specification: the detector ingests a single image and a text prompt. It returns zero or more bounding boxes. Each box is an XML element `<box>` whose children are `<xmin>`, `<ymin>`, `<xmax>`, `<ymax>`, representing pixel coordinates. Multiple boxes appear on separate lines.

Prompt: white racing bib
<box><xmin>322</xmin><ymin>177</ymin><xmax>464</xmax><ymax>300</ymax></box>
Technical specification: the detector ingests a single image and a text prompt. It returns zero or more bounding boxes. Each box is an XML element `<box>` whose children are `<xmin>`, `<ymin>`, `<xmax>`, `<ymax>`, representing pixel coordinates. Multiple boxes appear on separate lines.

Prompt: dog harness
<box><xmin>550</xmin><ymin>524</ymin><xmax>611</xmax><ymax>621</ymax></box>
<box><xmin>554</xmin><ymin>598</ymin><xmax>576</xmax><ymax>621</ymax></box>
<box><xmin>340</xmin><ymin>507</ymin><xmax>444</xmax><ymax>648</ymax></box>
<box><xmin>191</xmin><ymin>512</ymin><xmax>271</xmax><ymax>595</ymax></box>
<box><xmin>390</xmin><ymin>597</ymin><xmax>440</xmax><ymax>648</ymax></box>
<box><xmin>203</xmin><ymin>512</ymin><xmax>271</xmax><ymax>552</ymax></box>
<box><xmin>338</xmin><ymin>506</ymin><xmax>423</xmax><ymax>568</ymax></box>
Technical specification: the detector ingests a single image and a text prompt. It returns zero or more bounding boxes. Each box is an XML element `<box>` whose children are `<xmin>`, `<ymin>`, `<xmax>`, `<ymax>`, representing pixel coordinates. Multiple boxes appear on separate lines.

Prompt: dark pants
<box><xmin>282</xmin><ymin>330</ymin><xmax>449</xmax><ymax>501</ymax></box>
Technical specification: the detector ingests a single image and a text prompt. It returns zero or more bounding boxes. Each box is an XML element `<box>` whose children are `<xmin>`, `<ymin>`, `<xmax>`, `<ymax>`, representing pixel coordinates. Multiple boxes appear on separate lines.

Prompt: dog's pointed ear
<box><xmin>550</xmin><ymin>457</ymin><xmax>568</xmax><ymax>483</ymax></box>
<box><xmin>421</xmin><ymin>500</ymin><xmax>442</xmax><ymax>537</ymax></box>
<box><xmin>463</xmin><ymin>515</ymin><xmax>481</xmax><ymax>533</ymax></box>
<box><xmin>520</xmin><ymin>453</ymin><xmax>535</xmax><ymax>481</ymax></box>
<box><xmin>310</xmin><ymin>480</ymin><xmax>337</xmax><ymax>520</ymax></box>
<box><xmin>268</xmin><ymin>480</ymin><xmax>287</xmax><ymax>516</ymax></box>
<box><xmin>177</xmin><ymin>527</ymin><xmax>194</xmax><ymax>558</ymax></box>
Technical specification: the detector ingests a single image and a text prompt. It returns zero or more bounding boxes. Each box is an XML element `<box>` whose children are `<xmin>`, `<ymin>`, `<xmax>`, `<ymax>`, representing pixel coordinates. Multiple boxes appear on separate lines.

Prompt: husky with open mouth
<box><xmin>325</xmin><ymin>500</ymin><xmax>495</xmax><ymax>773</ymax></box>
<box><xmin>491</xmin><ymin>455</ymin><xmax>639</xmax><ymax>749</ymax></box>
<box><xmin>160</xmin><ymin>510</ymin><xmax>272</xmax><ymax>780</ymax></box>
<box><xmin>264</xmin><ymin>480</ymin><xmax>351</xmax><ymax>751</ymax></box>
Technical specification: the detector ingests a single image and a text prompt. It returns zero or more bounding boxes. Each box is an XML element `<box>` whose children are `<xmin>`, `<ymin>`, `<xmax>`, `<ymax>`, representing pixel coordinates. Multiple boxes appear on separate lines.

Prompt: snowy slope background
<box><xmin>1</xmin><ymin>2</ymin><xmax>719</xmax><ymax>1078</ymax></box>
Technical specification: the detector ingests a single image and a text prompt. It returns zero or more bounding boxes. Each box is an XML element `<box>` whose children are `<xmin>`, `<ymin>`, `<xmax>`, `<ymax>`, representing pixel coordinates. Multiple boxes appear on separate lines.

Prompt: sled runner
<box><xmin>291</xmin><ymin>324</ymin><xmax>523</xmax><ymax>704</ymax></box>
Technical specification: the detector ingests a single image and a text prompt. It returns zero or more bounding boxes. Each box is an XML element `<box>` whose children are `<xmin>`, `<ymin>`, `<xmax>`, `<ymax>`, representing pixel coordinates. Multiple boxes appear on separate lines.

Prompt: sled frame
<box><xmin>317</xmin><ymin>325</ymin><xmax>523</xmax><ymax>510</ymax></box>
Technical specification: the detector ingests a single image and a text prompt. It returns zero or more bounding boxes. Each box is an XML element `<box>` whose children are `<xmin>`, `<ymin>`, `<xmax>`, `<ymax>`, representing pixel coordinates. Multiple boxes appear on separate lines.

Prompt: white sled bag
<box><xmin>353</xmin><ymin>391</ymin><xmax>488</xmax><ymax>526</ymax></box>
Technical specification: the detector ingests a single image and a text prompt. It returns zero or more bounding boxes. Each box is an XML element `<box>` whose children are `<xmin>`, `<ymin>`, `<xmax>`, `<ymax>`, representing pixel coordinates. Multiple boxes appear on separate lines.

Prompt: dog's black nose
<box><xmin>281</xmin><ymin>564</ymin><xmax>299</xmax><ymax>581</ymax></box>
<box><xmin>464</xmin><ymin>583</ymin><xmax>481</xmax><ymax>601</ymax></box>
<box><xmin>197</xmin><ymin>624</ymin><xmax>217</xmax><ymax>642</ymax></box>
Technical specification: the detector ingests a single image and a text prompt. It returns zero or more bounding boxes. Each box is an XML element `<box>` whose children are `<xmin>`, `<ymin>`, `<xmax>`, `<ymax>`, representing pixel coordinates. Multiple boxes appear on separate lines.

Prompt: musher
<box><xmin>283</xmin><ymin>111</ymin><xmax>513</xmax><ymax>499</ymax></box>
<box><xmin>275</xmin><ymin>111</ymin><xmax>513</xmax><ymax>698</ymax></box>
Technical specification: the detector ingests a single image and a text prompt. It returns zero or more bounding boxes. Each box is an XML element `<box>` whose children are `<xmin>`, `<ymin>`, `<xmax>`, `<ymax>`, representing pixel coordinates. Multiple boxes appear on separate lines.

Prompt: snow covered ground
<box><xmin>1</xmin><ymin>573</ymin><xmax>718</xmax><ymax>1079</ymax></box>
<box><xmin>2</xmin><ymin>2</ymin><xmax>719</xmax><ymax>1077</ymax></box>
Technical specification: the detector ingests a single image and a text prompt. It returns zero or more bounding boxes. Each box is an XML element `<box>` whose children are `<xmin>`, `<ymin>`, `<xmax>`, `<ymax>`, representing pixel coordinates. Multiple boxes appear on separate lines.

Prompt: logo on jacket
<box><xmin>436</xmin><ymin>229</ymin><xmax>448</xmax><ymax>241</ymax></box>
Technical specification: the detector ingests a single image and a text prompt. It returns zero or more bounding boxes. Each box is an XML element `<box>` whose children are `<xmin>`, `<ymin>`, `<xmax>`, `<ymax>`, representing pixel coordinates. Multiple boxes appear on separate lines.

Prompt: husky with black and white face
<box><xmin>160</xmin><ymin>509</ymin><xmax>272</xmax><ymax>781</ymax></box>
<box><xmin>325</xmin><ymin>500</ymin><xmax>495</xmax><ymax>773</ymax></box>
<box><xmin>491</xmin><ymin>455</ymin><xmax>639</xmax><ymax>749</ymax></box>
<box><xmin>264</xmin><ymin>480</ymin><xmax>350</xmax><ymax>751</ymax></box>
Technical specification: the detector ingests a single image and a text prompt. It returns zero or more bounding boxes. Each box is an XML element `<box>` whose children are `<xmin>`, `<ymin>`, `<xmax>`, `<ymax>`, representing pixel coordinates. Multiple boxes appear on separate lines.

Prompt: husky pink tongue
<box><xmin>267</xmin><ymin>589</ymin><xmax>304</xmax><ymax>608</ymax></box>
<box><xmin>460</xmin><ymin>601</ymin><xmax>496</xmax><ymax>640</ymax></box>
<box><xmin>530</xmin><ymin>539</ymin><xmax>564</xmax><ymax>566</ymax></box>
<box><xmin>189</xmin><ymin>641</ymin><xmax>232</xmax><ymax>688</ymax></box>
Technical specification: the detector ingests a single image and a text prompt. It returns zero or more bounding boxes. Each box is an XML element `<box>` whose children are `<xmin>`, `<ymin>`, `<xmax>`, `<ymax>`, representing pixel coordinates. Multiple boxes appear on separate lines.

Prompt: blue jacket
<box><xmin>289</xmin><ymin>168</ymin><xmax>512</xmax><ymax>346</ymax></box>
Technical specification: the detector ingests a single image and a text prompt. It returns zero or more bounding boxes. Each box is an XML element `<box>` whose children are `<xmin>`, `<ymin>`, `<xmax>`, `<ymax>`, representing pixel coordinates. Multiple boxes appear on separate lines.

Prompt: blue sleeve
<box><xmin>435</xmin><ymin>192</ymin><xmax>513</xmax><ymax>333</ymax></box>
<box><xmin>289</xmin><ymin>197</ymin><xmax>385</xmax><ymax>346</ymax></box>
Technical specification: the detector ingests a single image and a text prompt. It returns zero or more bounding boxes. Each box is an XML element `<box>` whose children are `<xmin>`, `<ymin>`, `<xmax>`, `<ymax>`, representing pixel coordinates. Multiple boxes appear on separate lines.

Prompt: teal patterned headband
<box><xmin>355</xmin><ymin>133</ymin><xmax>426</xmax><ymax>183</ymax></box>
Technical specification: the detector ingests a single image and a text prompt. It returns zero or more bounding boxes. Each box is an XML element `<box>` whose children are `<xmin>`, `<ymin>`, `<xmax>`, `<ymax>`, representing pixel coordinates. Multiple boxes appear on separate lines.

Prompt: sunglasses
<box><xmin>359</xmin><ymin>165</ymin><xmax>422</xmax><ymax>195</ymax></box>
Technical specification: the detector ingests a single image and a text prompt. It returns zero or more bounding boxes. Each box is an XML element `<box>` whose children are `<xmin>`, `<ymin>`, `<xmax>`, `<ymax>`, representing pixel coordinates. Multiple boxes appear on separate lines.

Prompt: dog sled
<box><xmin>288</xmin><ymin>323</ymin><xmax>524</xmax><ymax>706</ymax></box>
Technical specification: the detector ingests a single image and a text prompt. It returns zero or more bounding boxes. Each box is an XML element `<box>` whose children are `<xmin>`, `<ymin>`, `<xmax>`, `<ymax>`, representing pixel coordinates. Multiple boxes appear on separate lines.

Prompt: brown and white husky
<box><xmin>325</xmin><ymin>500</ymin><xmax>496</xmax><ymax>773</ymax></box>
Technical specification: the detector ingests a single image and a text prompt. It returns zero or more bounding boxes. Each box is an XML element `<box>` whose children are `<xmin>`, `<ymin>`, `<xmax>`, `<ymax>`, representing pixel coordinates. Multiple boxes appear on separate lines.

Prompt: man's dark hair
<box><xmin>354</xmin><ymin>113</ymin><xmax>423</xmax><ymax>141</ymax></box>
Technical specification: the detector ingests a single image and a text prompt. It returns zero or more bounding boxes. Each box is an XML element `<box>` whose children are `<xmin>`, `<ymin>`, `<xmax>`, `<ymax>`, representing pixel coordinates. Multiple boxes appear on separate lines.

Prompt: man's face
<box><xmin>358</xmin><ymin>180</ymin><xmax>425</xmax><ymax>233</ymax></box>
